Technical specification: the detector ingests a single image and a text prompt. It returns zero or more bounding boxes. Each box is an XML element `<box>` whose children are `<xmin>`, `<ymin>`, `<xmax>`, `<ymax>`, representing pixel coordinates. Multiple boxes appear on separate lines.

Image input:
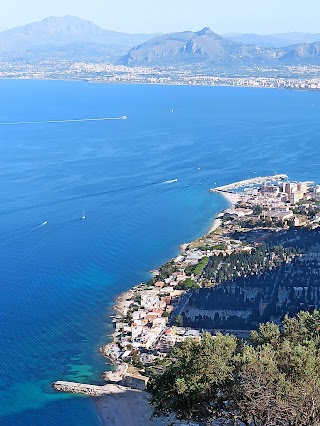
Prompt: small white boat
<box><xmin>81</xmin><ymin>210</ymin><xmax>86</xmax><ymax>220</ymax></box>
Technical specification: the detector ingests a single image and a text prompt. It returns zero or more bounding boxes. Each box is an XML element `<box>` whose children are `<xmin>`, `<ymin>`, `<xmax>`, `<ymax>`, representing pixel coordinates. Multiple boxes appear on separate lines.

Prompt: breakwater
<box><xmin>53</xmin><ymin>381</ymin><xmax>129</xmax><ymax>397</ymax></box>
<box><xmin>209</xmin><ymin>174</ymin><xmax>288</xmax><ymax>192</ymax></box>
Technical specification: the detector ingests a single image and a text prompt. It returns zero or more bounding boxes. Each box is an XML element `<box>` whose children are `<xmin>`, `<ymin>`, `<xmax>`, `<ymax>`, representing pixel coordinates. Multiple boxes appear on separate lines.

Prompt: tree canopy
<box><xmin>148</xmin><ymin>311</ymin><xmax>320</xmax><ymax>425</ymax></box>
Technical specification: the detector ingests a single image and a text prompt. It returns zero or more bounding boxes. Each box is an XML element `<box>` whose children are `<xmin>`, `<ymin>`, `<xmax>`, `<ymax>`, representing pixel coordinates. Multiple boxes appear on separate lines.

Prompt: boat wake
<box><xmin>32</xmin><ymin>221</ymin><xmax>48</xmax><ymax>230</ymax></box>
<box><xmin>162</xmin><ymin>179</ymin><xmax>178</xmax><ymax>184</ymax></box>
<box><xmin>0</xmin><ymin>117</ymin><xmax>127</xmax><ymax>126</ymax></box>
<box><xmin>0</xmin><ymin>178</ymin><xmax>182</xmax><ymax>219</ymax></box>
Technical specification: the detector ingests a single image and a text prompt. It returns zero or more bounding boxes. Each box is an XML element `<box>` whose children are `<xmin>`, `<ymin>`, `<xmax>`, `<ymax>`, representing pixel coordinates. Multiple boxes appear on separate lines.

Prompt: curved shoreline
<box><xmin>55</xmin><ymin>172</ymin><xmax>298</xmax><ymax>426</ymax></box>
<box><xmin>99</xmin><ymin>173</ymin><xmax>291</xmax><ymax>364</ymax></box>
<box><xmin>92</xmin><ymin>192</ymin><xmax>232</xmax><ymax>425</ymax></box>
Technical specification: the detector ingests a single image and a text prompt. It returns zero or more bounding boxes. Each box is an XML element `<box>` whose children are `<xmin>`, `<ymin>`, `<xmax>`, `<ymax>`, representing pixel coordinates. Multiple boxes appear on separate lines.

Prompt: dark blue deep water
<box><xmin>0</xmin><ymin>80</ymin><xmax>320</xmax><ymax>425</ymax></box>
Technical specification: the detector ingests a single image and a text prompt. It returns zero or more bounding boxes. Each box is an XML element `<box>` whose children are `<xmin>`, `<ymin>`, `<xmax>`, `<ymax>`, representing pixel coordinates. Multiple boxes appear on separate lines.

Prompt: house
<box><xmin>176</xmin><ymin>272</ymin><xmax>187</xmax><ymax>282</ymax></box>
<box><xmin>264</xmin><ymin>210</ymin><xmax>293</xmax><ymax>222</ymax></box>
<box><xmin>132</xmin><ymin>310</ymin><xmax>147</xmax><ymax>321</ymax></box>
<box><xmin>152</xmin><ymin>317</ymin><xmax>167</xmax><ymax>328</ymax></box>
<box><xmin>140</xmin><ymin>294</ymin><xmax>160</xmax><ymax>310</ymax></box>
<box><xmin>120</xmin><ymin>373</ymin><xmax>149</xmax><ymax>390</ymax></box>
<box><xmin>294</xmin><ymin>216</ymin><xmax>307</xmax><ymax>226</ymax></box>
<box><xmin>146</xmin><ymin>311</ymin><xmax>162</xmax><ymax>322</ymax></box>
<box><xmin>131</xmin><ymin>325</ymin><xmax>143</xmax><ymax>340</ymax></box>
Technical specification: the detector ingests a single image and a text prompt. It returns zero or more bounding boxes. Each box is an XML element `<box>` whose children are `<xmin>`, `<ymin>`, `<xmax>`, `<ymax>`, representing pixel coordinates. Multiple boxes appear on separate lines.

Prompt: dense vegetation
<box><xmin>184</xmin><ymin>256</ymin><xmax>320</xmax><ymax>329</ymax></box>
<box><xmin>202</xmin><ymin>243</ymin><xmax>297</xmax><ymax>284</ymax></box>
<box><xmin>148</xmin><ymin>311</ymin><xmax>320</xmax><ymax>425</ymax></box>
<box><xmin>181</xmin><ymin>230</ymin><xmax>320</xmax><ymax>330</ymax></box>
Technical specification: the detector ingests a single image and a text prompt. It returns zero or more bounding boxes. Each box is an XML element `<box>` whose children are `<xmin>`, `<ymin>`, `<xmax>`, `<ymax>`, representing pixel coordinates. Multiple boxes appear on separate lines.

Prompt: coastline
<box><xmin>93</xmin><ymin>186</ymin><xmax>233</xmax><ymax>425</ymax></box>
<box><xmin>1</xmin><ymin>76</ymin><xmax>320</xmax><ymax>93</ymax></box>
<box><xmin>94</xmin><ymin>181</ymin><xmax>256</xmax><ymax>424</ymax></box>
<box><xmin>215</xmin><ymin>191</ymin><xmax>241</xmax><ymax>206</ymax></box>
<box><xmin>207</xmin><ymin>218</ymin><xmax>222</xmax><ymax>234</ymax></box>
<box><xmin>55</xmin><ymin>173</ymin><xmax>306</xmax><ymax>424</ymax></box>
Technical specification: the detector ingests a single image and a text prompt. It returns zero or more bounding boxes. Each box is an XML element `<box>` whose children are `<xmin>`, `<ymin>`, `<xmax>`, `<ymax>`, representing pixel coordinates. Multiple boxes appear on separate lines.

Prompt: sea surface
<box><xmin>0</xmin><ymin>80</ymin><xmax>320</xmax><ymax>425</ymax></box>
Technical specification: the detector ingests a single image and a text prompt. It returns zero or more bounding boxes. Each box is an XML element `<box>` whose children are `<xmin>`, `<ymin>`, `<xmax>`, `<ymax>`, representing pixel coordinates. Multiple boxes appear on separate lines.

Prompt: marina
<box><xmin>209</xmin><ymin>174</ymin><xmax>288</xmax><ymax>192</ymax></box>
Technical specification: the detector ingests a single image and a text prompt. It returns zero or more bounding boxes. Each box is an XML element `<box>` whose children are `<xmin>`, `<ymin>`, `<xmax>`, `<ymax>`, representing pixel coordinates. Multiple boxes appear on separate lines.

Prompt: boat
<box><xmin>81</xmin><ymin>210</ymin><xmax>86</xmax><ymax>220</ymax></box>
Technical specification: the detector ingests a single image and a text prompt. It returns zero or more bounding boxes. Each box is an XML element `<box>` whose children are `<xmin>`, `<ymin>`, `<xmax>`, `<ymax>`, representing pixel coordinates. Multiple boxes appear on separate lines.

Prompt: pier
<box><xmin>209</xmin><ymin>174</ymin><xmax>288</xmax><ymax>192</ymax></box>
<box><xmin>53</xmin><ymin>381</ymin><xmax>130</xmax><ymax>397</ymax></box>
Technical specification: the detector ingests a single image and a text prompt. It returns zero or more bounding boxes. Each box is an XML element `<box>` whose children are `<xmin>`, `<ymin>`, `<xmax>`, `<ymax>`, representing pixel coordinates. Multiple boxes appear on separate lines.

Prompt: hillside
<box><xmin>118</xmin><ymin>27</ymin><xmax>271</xmax><ymax>66</ymax></box>
<box><xmin>182</xmin><ymin>228</ymin><xmax>320</xmax><ymax>330</ymax></box>
<box><xmin>278</xmin><ymin>41</ymin><xmax>320</xmax><ymax>64</ymax></box>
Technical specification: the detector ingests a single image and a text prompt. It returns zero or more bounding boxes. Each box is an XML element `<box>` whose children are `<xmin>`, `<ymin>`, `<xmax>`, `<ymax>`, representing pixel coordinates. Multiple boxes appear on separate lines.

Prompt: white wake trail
<box><xmin>32</xmin><ymin>221</ymin><xmax>48</xmax><ymax>230</ymax></box>
<box><xmin>162</xmin><ymin>179</ymin><xmax>178</xmax><ymax>184</ymax></box>
<box><xmin>0</xmin><ymin>116</ymin><xmax>127</xmax><ymax>126</ymax></box>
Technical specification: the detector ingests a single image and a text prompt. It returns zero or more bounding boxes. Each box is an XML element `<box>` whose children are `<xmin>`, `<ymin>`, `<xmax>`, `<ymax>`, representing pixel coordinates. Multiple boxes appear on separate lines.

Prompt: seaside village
<box><xmin>100</xmin><ymin>175</ymin><xmax>320</xmax><ymax>389</ymax></box>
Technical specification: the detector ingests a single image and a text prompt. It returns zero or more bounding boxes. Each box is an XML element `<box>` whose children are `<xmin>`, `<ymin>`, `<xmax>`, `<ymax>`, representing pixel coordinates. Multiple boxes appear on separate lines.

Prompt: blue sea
<box><xmin>0</xmin><ymin>80</ymin><xmax>320</xmax><ymax>425</ymax></box>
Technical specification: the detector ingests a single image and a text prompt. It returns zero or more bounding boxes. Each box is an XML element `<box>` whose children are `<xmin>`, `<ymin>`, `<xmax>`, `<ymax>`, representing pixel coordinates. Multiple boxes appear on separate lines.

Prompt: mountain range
<box><xmin>1</xmin><ymin>16</ymin><xmax>320</xmax><ymax>68</ymax></box>
<box><xmin>118</xmin><ymin>27</ymin><xmax>270</xmax><ymax>66</ymax></box>
<box><xmin>118</xmin><ymin>28</ymin><xmax>320</xmax><ymax>67</ymax></box>
<box><xmin>224</xmin><ymin>32</ymin><xmax>320</xmax><ymax>48</ymax></box>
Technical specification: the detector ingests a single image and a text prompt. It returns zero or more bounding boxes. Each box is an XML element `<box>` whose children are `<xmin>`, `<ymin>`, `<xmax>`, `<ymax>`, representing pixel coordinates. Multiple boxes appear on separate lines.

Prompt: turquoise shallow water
<box><xmin>0</xmin><ymin>80</ymin><xmax>320</xmax><ymax>425</ymax></box>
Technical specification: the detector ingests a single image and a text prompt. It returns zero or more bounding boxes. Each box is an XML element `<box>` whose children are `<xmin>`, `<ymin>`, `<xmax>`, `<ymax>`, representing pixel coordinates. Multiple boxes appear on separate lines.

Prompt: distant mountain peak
<box><xmin>42</xmin><ymin>15</ymin><xmax>89</xmax><ymax>23</ymax></box>
<box><xmin>196</xmin><ymin>27</ymin><xmax>222</xmax><ymax>41</ymax></box>
<box><xmin>197</xmin><ymin>27</ymin><xmax>215</xmax><ymax>35</ymax></box>
<box><xmin>38</xmin><ymin>15</ymin><xmax>101</xmax><ymax>31</ymax></box>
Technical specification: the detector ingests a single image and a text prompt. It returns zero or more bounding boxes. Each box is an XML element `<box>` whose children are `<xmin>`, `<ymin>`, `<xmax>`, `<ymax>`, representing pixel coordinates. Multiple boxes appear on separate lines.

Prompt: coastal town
<box><xmin>69</xmin><ymin>173</ymin><xmax>318</xmax><ymax>390</ymax></box>
<box><xmin>2</xmin><ymin>61</ymin><xmax>320</xmax><ymax>91</ymax></box>
<box><xmin>53</xmin><ymin>173</ymin><xmax>320</xmax><ymax>398</ymax></box>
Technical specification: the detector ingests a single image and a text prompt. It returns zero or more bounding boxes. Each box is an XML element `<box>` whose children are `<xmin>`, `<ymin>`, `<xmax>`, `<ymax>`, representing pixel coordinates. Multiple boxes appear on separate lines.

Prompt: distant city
<box><xmin>1</xmin><ymin>16</ymin><xmax>320</xmax><ymax>90</ymax></box>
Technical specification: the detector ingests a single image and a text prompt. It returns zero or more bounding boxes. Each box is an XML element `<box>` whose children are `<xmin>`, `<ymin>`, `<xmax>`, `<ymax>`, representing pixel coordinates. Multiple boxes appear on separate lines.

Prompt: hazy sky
<box><xmin>1</xmin><ymin>0</ymin><xmax>319</xmax><ymax>34</ymax></box>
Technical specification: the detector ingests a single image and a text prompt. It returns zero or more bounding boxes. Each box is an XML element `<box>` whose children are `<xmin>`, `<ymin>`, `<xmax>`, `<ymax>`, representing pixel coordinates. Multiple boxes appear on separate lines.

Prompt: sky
<box><xmin>1</xmin><ymin>0</ymin><xmax>319</xmax><ymax>34</ymax></box>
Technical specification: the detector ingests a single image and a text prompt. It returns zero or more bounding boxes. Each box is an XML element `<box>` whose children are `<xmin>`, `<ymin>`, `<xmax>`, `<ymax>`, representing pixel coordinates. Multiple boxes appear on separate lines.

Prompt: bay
<box><xmin>0</xmin><ymin>80</ymin><xmax>319</xmax><ymax>425</ymax></box>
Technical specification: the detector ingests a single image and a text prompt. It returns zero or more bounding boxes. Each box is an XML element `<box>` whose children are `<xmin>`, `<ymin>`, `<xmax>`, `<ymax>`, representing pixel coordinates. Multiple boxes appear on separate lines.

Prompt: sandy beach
<box><xmin>94</xmin><ymin>389</ymin><xmax>168</xmax><ymax>426</ymax></box>
<box><xmin>207</xmin><ymin>191</ymin><xmax>240</xmax><ymax>234</ymax></box>
<box><xmin>216</xmin><ymin>190</ymin><xmax>241</xmax><ymax>205</ymax></box>
<box><xmin>208</xmin><ymin>218</ymin><xmax>222</xmax><ymax>234</ymax></box>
